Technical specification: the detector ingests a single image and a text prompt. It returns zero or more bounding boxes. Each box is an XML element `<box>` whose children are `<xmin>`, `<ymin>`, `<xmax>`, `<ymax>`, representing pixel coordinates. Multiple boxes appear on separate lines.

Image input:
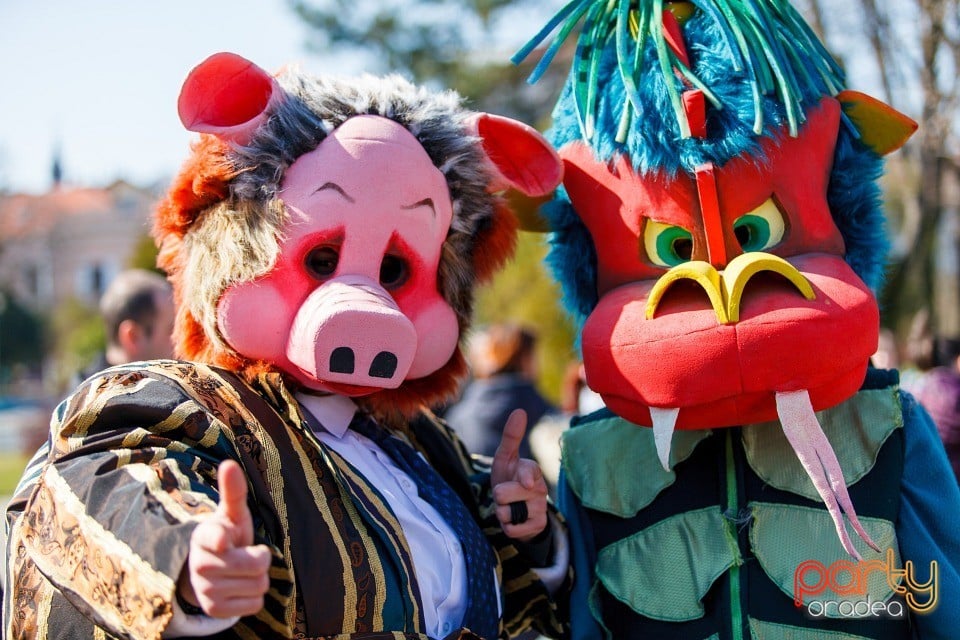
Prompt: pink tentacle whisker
<box><xmin>775</xmin><ymin>389</ymin><xmax>880</xmax><ymax>560</ymax></box>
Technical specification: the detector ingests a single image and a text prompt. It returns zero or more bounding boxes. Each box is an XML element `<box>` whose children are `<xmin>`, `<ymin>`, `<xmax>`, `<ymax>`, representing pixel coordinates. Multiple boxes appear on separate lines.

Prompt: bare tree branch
<box><xmin>854</xmin><ymin>0</ymin><xmax>896</xmax><ymax>104</ymax></box>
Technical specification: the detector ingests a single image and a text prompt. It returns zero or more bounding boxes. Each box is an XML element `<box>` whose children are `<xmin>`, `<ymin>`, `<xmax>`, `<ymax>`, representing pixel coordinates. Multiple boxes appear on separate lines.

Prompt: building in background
<box><xmin>0</xmin><ymin>158</ymin><xmax>161</xmax><ymax>419</ymax></box>
<box><xmin>0</xmin><ymin>180</ymin><xmax>158</xmax><ymax>314</ymax></box>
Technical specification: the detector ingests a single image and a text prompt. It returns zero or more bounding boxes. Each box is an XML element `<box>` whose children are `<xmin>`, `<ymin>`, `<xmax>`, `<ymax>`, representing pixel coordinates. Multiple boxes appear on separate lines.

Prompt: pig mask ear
<box><xmin>178</xmin><ymin>52</ymin><xmax>282</xmax><ymax>144</ymax></box>
<box><xmin>468</xmin><ymin>113</ymin><xmax>563</xmax><ymax>230</ymax></box>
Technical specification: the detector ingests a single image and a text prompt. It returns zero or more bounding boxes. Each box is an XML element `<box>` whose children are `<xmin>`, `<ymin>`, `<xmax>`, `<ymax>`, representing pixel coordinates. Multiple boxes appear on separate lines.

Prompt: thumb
<box><xmin>216</xmin><ymin>459</ymin><xmax>253</xmax><ymax>548</ymax></box>
<box><xmin>491</xmin><ymin>409</ymin><xmax>527</xmax><ymax>486</ymax></box>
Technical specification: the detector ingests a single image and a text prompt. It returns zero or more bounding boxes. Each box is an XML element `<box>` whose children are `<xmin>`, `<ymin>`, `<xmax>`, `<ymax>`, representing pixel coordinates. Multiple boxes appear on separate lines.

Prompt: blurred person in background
<box><xmin>528</xmin><ymin>360</ymin><xmax>604</xmax><ymax>493</ymax></box>
<box><xmin>13</xmin><ymin>269</ymin><xmax>175</xmax><ymax>502</ymax></box>
<box><xmin>445</xmin><ymin>323</ymin><xmax>558</xmax><ymax>460</ymax></box>
<box><xmin>909</xmin><ymin>337</ymin><xmax>960</xmax><ymax>483</ymax></box>
<box><xmin>899</xmin><ymin>307</ymin><xmax>936</xmax><ymax>396</ymax></box>
<box><xmin>73</xmin><ymin>268</ymin><xmax>176</xmax><ymax>383</ymax></box>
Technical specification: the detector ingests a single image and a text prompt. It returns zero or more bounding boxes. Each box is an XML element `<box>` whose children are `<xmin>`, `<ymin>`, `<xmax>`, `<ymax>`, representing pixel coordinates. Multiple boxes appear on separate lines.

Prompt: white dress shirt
<box><xmin>298</xmin><ymin>392</ymin><xmax>475</xmax><ymax>639</ymax></box>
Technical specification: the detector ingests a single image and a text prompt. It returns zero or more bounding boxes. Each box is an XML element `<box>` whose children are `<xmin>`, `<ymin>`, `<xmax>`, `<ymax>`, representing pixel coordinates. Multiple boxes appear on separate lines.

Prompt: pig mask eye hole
<box><xmin>305</xmin><ymin>246</ymin><xmax>340</xmax><ymax>280</ymax></box>
<box><xmin>379</xmin><ymin>254</ymin><xmax>409</xmax><ymax>290</ymax></box>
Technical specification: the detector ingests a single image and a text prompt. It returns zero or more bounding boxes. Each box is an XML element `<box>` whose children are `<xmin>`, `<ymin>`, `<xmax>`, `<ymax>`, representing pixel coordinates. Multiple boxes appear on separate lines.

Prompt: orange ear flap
<box><xmin>837</xmin><ymin>90</ymin><xmax>918</xmax><ymax>155</ymax></box>
<box><xmin>178</xmin><ymin>52</ymin><xmax>282</xmax><ymax>144</ymax></box>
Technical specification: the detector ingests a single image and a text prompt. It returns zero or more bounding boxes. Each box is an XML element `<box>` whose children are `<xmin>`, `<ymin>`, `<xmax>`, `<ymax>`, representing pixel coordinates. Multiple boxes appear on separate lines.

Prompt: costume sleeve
<box><xmin>6</xmin><ymin>363</ymin><xmax>269</xmax><ymax>640</ymax></box>
<box><xmin>557</xmin><ymin>468</ymin><xmax>605</xmax><ymax>640</ymax></box>
<box><xmin>897</xmin><ymin>391</ymin><xmax>960</xmax><ymax>638</ymax></box>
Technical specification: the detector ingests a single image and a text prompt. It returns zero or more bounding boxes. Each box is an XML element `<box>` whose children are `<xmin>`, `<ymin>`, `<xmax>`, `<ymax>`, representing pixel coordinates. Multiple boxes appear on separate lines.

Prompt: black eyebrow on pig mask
<box><xmin>314</xmin><ymin>182</ymin><xmax>355</xmax><ymax>202</ymax></box>
<box><xmin>401</xmin><ymin>198</ymin><xmax>436</xmax><ymax>218</ymax></box>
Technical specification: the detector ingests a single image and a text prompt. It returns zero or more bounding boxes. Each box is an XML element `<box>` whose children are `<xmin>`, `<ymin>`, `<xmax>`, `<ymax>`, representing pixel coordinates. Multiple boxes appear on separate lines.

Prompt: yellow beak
<box><xmin>644</xmin><ymin>252</ymin><xmax>816</xmax><ymax>324</ymax></box>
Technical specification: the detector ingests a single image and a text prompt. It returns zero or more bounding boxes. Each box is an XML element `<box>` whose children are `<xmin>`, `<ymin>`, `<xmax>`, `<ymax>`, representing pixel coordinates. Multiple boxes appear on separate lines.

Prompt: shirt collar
<box><xmin>296</xmin><ymin>392</ymin><xmax>358</xmax><ymax>439</ymax></box>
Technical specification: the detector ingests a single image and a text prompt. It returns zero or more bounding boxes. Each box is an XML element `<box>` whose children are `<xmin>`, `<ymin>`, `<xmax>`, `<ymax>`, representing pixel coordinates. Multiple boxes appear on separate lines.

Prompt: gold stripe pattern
<box><xmin>24</xmin><ymin>466</ymin><xmax>175</xmax><ymax>639</ymax></box>
<box><xmin>286</xmin><ymin>425</ymin><xmax>359</xmax><ymax>629</ymax></box>
<box><xmin>330</xmin><ymin>450</ymin><xmax>417</xmax><ymax>632</ymax></box>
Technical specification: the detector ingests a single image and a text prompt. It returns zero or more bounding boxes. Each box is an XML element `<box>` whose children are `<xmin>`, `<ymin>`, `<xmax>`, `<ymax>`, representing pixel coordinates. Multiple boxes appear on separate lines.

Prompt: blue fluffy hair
<box><xmin>541</xmin><ymin>10</ymin><xmax>890</xmax><ymax>328</ymax></box>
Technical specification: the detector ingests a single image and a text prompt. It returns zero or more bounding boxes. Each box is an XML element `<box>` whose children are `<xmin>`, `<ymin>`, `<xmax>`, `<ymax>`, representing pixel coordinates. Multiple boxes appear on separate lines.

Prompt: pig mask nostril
<box><xmin>329</xmin><ymin>347</ymin><xmax>356</xmax><ymax>374</ymax></box>
<box><xmin>369</xmin><ymin>351</ymin><xmax>399</xmax><ymax>378</ymax></box>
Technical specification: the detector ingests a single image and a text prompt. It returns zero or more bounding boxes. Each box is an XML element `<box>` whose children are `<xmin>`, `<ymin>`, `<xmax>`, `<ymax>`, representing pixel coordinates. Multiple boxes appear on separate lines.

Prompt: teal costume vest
<box><xmin>561</xmin><ymin>370</ymin><xmax>912</xmax><ymax>640</ymax></box>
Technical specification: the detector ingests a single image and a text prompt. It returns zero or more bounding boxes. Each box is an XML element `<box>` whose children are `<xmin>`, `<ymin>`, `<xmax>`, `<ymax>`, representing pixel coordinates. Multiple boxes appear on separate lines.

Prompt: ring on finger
<box><xmin>508</xmin><ymin>500</ymin><xmax>528</xmax><ymax>525</ymax></box>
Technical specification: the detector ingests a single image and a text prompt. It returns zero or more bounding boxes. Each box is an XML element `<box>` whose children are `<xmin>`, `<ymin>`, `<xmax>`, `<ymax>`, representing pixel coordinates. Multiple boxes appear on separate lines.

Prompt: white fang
<box><xmin>650</xmin><ymin>406</ymin><xmax>680</xmax><ymax>471</ymax></box>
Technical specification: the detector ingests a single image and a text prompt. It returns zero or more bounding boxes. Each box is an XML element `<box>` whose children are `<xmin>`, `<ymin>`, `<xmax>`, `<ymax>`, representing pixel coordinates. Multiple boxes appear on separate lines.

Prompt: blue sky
<box><xmin>0</xmin><ymin>1</ymin><xmax>355</xmax><ymax>194</ymax></box>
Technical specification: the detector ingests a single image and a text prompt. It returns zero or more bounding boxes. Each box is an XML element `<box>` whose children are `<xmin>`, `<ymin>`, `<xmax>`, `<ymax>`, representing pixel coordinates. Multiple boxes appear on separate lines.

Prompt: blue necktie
<box><xmin>350</xmin><ymin>413</ymin><xmax>500</xmax><ymax>639</ymax></box>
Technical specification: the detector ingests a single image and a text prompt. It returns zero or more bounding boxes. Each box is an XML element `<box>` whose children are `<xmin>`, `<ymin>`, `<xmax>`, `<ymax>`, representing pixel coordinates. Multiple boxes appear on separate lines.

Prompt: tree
<box><xmin>803</xmin><ymin>0</ymin><xmax>960</xmax><ymax>342</ymax></box>
<box><xmin>289</xmin><ymin>0</ymin><xmax>566</xmax><ymax>124</ymax></box>
<box><xmin>0</xmin><ymin>290</ymin><xmax>46</xmax><ymax>385</ymax></box>
<box><xmin>127</xmin><ymin>232</ymin><xmax>164</xmax><ymax>274</ymax></box>
<box><xmin>47</xmin><ymin>297</ymin><xmax>103</xmax><ymax>393</ymax></box>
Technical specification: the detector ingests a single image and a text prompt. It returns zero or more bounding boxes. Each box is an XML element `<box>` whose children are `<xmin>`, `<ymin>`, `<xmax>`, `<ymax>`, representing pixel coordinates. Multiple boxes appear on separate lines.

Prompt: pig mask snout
<box><xmin>287</xmin><ymin>275</ymin><xmax>418</xmax><ymax>389</ymax></box>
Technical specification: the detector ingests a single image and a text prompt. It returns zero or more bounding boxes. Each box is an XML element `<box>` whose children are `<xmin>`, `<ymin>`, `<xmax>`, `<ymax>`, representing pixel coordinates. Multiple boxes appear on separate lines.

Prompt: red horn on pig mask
<box><xmin>155</xmin><ymin>53</ymin><xmax>562</xmax><ymax>418</ymax></box>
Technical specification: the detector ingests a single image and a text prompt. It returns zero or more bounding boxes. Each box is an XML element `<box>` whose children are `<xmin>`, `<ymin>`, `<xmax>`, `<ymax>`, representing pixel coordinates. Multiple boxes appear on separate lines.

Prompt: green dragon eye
<box><xmin>734</xmin><ymin>198</ymin><xmax>786</xmax><ymax>253</ymax></box>
<box><xmin>644</xmin><ymin>220</ymin><xmax>694</xmax><ymax>268</ymax></box>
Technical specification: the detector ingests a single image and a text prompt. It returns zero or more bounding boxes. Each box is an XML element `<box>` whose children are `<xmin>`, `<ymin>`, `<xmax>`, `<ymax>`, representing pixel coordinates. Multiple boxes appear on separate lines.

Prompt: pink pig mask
<box><xmin>217</xmin><ymin>116</ymin><xmax>458</xmax><ymax>395</ymax></box>
<box><xmin>175</xmin><ymin>52</ymin><xmax>563</xmax><ymax>398</ymax></box>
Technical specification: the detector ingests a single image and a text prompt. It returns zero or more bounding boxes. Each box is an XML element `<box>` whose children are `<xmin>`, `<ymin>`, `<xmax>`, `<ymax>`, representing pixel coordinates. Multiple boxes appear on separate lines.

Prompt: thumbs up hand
<box><xmin>490</xmin><ymin>409</ymin><xmax>549</xmax><ymax>542</ymax></box>
<box><xmin>178</xmin><ymin>459</ymin><xmax>272</xmax><ymax>618</ymax></box>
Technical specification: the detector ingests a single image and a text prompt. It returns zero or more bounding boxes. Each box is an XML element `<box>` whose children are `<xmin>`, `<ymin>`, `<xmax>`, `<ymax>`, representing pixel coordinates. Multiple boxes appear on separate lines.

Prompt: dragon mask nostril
<box><xmin>329</xmin><ymin>347</ymin><xmax>356</xmax><ymax>374</ymax></box>
<box><xmin>369</xmin><ymin>351</ymin><xmax>399</xmax><ymax>378</ymax></box>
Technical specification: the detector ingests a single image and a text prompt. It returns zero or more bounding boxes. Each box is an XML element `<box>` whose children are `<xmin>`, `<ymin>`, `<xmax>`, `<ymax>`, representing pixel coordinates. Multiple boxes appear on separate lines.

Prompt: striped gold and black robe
<box><xmin>4</xmin><ymin>360</ymin><xmax>569</xmax><ymax>640</ymax></box>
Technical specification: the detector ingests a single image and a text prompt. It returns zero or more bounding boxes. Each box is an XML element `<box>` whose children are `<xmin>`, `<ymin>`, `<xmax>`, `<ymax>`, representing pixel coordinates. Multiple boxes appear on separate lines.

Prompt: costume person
<box><xmin>4</xmin><ymin>53</ymin><xmax>569</xmax><ymax>640</ymax></box>
<box><xmin>513</xmin><ymin>0</ymin><xmax>960</xmax><ymax>637</ymax></box>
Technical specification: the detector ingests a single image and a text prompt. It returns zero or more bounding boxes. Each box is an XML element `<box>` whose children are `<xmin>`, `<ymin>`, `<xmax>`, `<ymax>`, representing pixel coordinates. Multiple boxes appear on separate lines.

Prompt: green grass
<box><xmin>0</xmin><ymin>451</ymin><xmax>28</xmax><ymax>496</ymax></box>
